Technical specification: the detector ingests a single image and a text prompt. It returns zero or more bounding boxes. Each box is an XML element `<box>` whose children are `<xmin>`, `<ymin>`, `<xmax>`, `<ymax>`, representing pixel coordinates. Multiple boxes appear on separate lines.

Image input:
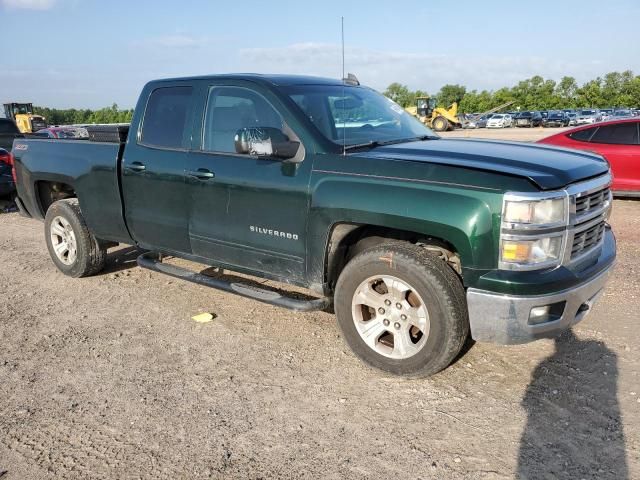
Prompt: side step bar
<box><xmin>137</xmin><ymin>252</ymin><xmax>331</xmax><ymax>312</ymax></box>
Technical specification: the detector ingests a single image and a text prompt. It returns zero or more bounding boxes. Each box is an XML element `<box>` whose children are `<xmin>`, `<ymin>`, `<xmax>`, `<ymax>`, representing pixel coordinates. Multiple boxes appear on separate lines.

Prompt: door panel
<box><xmin>121</xmin><ymin>84</ymin><xmax>195</xmax><ymax>253</ymax></box>
<box><xmin>185</xmin><ymin>84</ymin><xmax>312</xmax><ymax>282</ymax></box>
<box><xmin>186</xmin><ymin>153</ymin><xmax>310</xmax><ymax>280</ymax></box>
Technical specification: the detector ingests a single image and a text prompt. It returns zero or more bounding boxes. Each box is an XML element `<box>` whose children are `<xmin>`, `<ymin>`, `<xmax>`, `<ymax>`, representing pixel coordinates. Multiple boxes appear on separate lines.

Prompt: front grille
<box><xmin>574</xmin><ymin>186</ymin><xmax>610</xmax><ymax>218</ymax></box>
<box><xmin>571</xmin><ymin>221</ymin><xmax>606</xmax><ymax>259</ymax></box>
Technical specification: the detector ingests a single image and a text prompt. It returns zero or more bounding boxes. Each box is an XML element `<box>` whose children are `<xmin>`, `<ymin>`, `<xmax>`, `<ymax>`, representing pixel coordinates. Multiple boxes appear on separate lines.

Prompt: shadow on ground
<box><xmin>103</xmin><ymin>246</ymin><xmax>145</xmax><ymax>274</ymax></box>
<box><xmin>518</xmin><ymin>329</ymin><xmax>627</xmax><ymax>479</ymax></box>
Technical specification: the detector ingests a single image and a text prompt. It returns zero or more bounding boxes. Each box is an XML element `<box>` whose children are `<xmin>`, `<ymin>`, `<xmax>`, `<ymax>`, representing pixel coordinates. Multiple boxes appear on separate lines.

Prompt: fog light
<box><xmin>529</xmin><ymin>306</ymin><xmax>550</xmax><ymax>321</ymax></box>
<box><xmin>528</xmin><ymin>302</ymin><xmax>566</xmax><ymax>326</ymax></box>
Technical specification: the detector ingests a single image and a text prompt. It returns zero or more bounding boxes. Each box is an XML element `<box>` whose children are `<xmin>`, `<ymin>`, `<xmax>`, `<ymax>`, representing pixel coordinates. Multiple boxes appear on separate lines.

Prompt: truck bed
<box><xmin>12</xmin><ymin>137</ymin><xmax>132</xmax><ymax>243</ymax></box>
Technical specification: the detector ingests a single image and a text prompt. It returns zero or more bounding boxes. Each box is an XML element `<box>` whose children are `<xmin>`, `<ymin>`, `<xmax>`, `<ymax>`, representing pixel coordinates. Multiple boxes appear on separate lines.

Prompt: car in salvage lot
<box><xmin>576</xmin><ymin>109</ymin><xmax>601</xmax><ymax>125</ymax></box>
<box><xmin>514</xmin><ymin>111</ymin><xmax>543</xmax><ymax>127</ymax></box>
<box><xmin>542</xmin><ymin>111</ymin><xmax>569</xmax><ymax>128</ymax></box>
<box><xmin>0</xmin><ymin>118</ymin><xmax>23</xmax><ymax>151</ymax></box>
<box><xmin>486</xmin><ymin>113</ymin><xmax>512</xmax><ymax>128</ymax></box>
<box><xmin>0</xmin><ymin>148</ymin><xmax>16</xmax><ymax>197</ymax></box>
<box><xmin>538</xmin><ymin>118</ymin><xmax>639</xmax><ymax>196</ymax></box>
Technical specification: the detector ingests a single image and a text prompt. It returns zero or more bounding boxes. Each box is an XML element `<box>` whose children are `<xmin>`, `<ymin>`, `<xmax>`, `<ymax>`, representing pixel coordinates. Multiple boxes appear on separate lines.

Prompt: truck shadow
<box><xmin>517</xmin><ymin>329</ymin><xmax>627</xmax><ymax>479</ymax></box>
<box><xmin>103</xmin><ymin>246</ymin><xmax>144</xmax><ymax>274</ymax></box>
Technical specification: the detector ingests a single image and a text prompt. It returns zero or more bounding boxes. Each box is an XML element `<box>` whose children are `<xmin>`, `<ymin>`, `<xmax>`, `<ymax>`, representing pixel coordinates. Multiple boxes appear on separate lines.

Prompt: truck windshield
<box><xmin>281</xmin><ymin>85</ymin><xmax>436</xmax><ymax>147</ymax></box>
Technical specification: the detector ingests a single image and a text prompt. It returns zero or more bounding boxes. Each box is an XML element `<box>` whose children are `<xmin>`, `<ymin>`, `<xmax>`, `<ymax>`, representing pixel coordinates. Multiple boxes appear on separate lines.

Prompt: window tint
<box><xmin>202</xmin><ymin>86</ymin><xmax>283</xmax><ymax>153</ymax></box>
<box><xmin>568</xmin><ymin>127</ymin><xmax>597</xmax><ymax>142</ymax></box>
<box><xmin>589</xmin><ymin>122</ymin><xmax>639</xmax><ymax>145</ymax></box>
<box><xmin>0</xmin><ymin>120</ymin><xmax>19</xmax><ymax>134</ymax></box>
<box><xmin>141</xmin><ymin>86</ymin><xmax>193</xmax><ymax>149</ymax></box>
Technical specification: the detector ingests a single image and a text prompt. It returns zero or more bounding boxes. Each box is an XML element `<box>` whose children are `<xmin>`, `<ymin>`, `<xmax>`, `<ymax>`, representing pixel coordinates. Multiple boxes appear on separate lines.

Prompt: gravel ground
<box><xmin>0</xmin><ymin>131</ymin><xmax>638</xmax><ymax>478</ymax></box>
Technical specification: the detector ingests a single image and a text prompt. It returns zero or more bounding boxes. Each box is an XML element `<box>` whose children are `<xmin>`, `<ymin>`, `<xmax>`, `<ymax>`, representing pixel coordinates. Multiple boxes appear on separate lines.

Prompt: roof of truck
<box><xmin>153</xmin><ymin>73</ymin><xmax>346</xmax><ymax>86</ymax></box>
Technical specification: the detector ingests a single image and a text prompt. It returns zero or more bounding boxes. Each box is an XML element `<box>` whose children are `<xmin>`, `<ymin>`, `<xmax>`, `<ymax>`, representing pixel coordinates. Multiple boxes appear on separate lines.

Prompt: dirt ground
<box><xmin>1</xmin><ymin>128</ymin><xmax>638</xmax><ymax>479</ymax></box>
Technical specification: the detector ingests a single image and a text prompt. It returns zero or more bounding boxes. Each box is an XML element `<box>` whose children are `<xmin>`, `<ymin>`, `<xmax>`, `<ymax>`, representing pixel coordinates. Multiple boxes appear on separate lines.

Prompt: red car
<box><xmin>537</xmin><ymin>118</ymin><xmax>639</xmax><ymax>196</ymax></box>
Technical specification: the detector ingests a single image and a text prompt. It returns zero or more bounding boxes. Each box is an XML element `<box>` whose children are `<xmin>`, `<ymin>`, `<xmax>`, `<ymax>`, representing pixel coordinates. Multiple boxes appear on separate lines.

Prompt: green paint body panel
<box><xmin>12</xmin><ymin>74</ymin><xmax>613</xmax><ymax>299</ymax></box>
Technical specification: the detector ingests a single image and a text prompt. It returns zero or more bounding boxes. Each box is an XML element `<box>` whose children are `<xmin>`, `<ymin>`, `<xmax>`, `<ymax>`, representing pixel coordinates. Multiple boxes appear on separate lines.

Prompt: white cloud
<box><xmin>240</xmin><ymin>42</ymin><xmax>612</xmax><ymax>93</ymax></box>
<box><xmin>1</xmin><ymin>0</ymin><xmax>56</xmax><ymax>10</ymax></box>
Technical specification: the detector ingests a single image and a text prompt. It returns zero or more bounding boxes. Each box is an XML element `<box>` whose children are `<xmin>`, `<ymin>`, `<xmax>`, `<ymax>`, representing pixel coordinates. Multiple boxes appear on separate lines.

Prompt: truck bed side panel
<box><xmin>13</xmin><ymin>139</ymin><xmax>133</xmax><ymax>244</ymax></box>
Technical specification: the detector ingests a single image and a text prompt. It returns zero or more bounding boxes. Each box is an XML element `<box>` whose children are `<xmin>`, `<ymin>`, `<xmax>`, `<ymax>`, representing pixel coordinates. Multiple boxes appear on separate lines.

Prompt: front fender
<box><xmin>306</xmin><ymin>173</ymin><xmax>502</xmax><ymax>289</ymax></box>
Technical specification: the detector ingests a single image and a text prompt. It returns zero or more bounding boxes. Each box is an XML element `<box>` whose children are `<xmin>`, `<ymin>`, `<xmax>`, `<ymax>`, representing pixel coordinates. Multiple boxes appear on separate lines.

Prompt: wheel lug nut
<box><xmin>378</xmin><ymin>308</ymin><xmax>385</xmax><ymax>314</ymax></box>
<box><xmin>384</xmin><ymin>300</ymin><xmax>391</xmax><ymax>306</ymax></box>
<box><xmin>383</xmin><ymin>319</ymin><xmax>390</xmax><ymax>326</ymax></box>
<box><xmin>396</xmin><ymin>303</ymin><xmax>402</xmax><ymax>309</ymax></box>
<box><xmin>401</xmin><ymin>314</ymin><xmax>407</xmax><ymax>321</ymax></box>
<box><xmin>394</xmin><ymin>322</ymin><xmax>401</xmax><ymax>330</ymax></box>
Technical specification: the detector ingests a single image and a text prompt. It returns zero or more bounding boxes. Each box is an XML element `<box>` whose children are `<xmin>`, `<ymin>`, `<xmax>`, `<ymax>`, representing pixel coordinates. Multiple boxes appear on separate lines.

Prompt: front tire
<box><xmin>334</xmin><ymin>242</ymin><xmax>469</xmax><ymax>377</ymax></box>
<box><xmin>44</xmin><ymin>199</ymin><xmax>107</xmax><ymax>278</ymax></box>
<box><xmin>432</xmin><ymin>116</ymin><xmax>449</xmax><ymax>132</ymax></box>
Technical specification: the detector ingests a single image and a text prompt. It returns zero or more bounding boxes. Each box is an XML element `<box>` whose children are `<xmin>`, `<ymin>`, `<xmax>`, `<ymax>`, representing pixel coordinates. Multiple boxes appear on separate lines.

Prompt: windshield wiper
<box><xmin>343</xmin><ymin>135</ymin><xmax>435</xmax><ymax>152</ymax></box>
<box><xmin>343</xmin><ymin>140</ymin><xmax>381</xmax><ymax>151</ymax></box>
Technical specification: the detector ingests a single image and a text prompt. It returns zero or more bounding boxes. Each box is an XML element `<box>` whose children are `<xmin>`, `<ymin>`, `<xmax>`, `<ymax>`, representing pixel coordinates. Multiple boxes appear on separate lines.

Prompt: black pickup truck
<box><xmin>11</xmin><ymin>74</ymin><xmax>615</xmax><ymax>377</ymax></box>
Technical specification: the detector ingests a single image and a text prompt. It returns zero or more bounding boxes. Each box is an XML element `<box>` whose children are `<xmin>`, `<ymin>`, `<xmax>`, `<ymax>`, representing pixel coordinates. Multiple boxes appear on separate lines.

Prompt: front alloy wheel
<box><xmin>352</xmin><ymin>275</ymin><xmax>430</xmax><ymax>359</ymax></box>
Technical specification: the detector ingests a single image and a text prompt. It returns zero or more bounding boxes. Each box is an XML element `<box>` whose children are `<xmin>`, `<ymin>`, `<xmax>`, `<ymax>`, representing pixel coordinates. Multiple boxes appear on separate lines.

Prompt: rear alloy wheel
<box><xmin>50</xmin><ymin>216</ymin><xmax>78</xmax><ymax>266</ymax></box>
<box><xmin>335</xmin><ymin>242</ymin><xmax>469</xmax><ymax>377</ymax></box>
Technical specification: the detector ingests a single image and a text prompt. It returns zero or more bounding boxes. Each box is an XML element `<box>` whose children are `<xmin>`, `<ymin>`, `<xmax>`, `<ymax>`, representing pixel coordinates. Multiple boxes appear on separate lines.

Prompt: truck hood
<box><xmin>356</xmin><ymin>138</ymin><xmax>609</xmax><ymax>190</ymax></box>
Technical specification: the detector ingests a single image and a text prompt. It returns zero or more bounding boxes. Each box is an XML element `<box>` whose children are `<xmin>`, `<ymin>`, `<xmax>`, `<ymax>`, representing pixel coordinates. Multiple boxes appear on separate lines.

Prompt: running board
<box><xmin>137</xmin><ymin>252</ymin><xmax>331</xmax><ymax>312</ymax></box>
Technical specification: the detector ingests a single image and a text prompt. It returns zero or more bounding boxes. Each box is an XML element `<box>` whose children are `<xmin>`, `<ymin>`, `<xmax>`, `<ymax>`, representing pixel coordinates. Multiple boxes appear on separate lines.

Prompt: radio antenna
<box><xmin>341</xmin><ymin>16</ymin><xmax>346</xmax><ymax>156</ymax></box>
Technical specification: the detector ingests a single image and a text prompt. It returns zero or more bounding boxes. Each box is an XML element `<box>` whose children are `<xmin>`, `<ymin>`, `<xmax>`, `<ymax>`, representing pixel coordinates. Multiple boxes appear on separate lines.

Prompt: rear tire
<box><xmin>44</xmin><ymin>199</ymin><xmax>107</xmax><ymax>278</ymax></box>
<box><xmin>334</xmin><ymin>242</ymin><xmax>469</xmax><ymax>377</ymax></box>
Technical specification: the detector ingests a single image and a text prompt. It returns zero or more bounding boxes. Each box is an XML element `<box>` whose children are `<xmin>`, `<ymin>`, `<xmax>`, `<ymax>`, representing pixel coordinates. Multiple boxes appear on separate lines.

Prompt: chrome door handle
<box><xmin>187</xmin><ymin>169</ymin><xmax>215</xmax><ymax>180</ymax></box>
<box><xmin>128</xmin><ymin>162</ymin><xmax>146</xmax><ymax>172</ymax></box>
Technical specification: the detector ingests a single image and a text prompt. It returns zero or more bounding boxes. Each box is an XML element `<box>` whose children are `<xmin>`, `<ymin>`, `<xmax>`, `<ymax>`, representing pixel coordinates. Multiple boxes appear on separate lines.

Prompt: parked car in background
<box><xmin>487</xmin><ymin>113</ymin><xmax>512</xmax><ymax>128</ymax></box>
<box><xmin>0</xmin><ymin>118</ymin><xmax>23</xmax><ymax>151</ymax></box>
<box><xmin>514</xmin><ymin>111</ymin><xmax>543</xmax><ymax>127</ymax></box>
<box><xmin>539</xmin><ymin>110</ymin><xmax>549</xmax><ymax>120</ymax></box>
<box><xmin>538</xmin><ymin>118</ymin><xmax>639</xmax><ymax>196</ymax></box>
<box><xmin>464</xmin><ymin>114</ymin><xmax>488</xmax><ymax>129</ymax></box>
<box><xmin>567</xmin><ymin>113</ymin><xmax>578</xmax><ymax>126</ymax></box>
<box><xmin>34</xmin><ymin>126</ymin><xmax>88</xmax><ymax>139</ymax></box>
<box><xmin>600</xmin><ymin>108</ymin><xmax>613</xmax><ymax>121</ymax></box>
<box><xmin>576</xmin><ymin>109</ymin><xmax>600</xmax><ymax>125</ymax></box>
<box><xmin>0</xmin><ymin>148</ymin><xmax>16</xmax><ymax>197</ymax></box>
<box><xmin>542</xmin><ymin>111</ymin><xmax>569</xmax><ymax>128</ymax></box>
<box><xmin>612</xmin><ymin>109</ymin><xmax>633</xmax><ymax>119</ymax></box>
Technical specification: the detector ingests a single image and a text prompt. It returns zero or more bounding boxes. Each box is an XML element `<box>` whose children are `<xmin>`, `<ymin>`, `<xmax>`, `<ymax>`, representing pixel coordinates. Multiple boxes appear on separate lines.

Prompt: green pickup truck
<box><xmin>11</xmin><ymin>74</ymin><xmax>616</xmax><ymax>376</ymax></box>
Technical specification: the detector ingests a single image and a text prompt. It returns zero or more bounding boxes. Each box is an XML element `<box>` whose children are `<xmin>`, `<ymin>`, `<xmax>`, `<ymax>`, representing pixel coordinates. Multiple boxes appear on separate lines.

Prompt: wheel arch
<box><xmin>321</xmin><ymin>222</ymin><xmax>466</xmax><ymax>295</ymax></box>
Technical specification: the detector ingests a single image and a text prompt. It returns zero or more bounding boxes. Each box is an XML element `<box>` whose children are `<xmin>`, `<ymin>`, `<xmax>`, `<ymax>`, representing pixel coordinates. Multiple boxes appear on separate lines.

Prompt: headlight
<box><xmin>500</xmin><ymin>236</ymin><xmax>563</xmax><ymax>268</ymax></box>
<box><xmin>499</xmin><ymin>192</ymin><xmax>569</xmax><ymax>270</ymax></box>
<box><xmin>503</xmin><ymin>196</ymin><xmax>567</xmax><ymax>227</ymax></box>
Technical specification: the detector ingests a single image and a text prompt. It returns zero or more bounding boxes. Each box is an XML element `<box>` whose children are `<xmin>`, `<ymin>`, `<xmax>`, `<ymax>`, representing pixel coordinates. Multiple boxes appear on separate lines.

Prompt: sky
<box><xmin>1</xmin><ymin>0</ymin><xmax>639</xmax><ymax>109</ymax></box>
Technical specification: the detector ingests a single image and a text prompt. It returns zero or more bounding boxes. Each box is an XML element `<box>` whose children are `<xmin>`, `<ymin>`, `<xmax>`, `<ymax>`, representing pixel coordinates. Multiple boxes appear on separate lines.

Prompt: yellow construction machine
<box><xmin>3</xmin><ymin>103</ymin><xmax>47</xmax><ymax>133</ymax></box>
<box><xmin>405</xmin><ymin>96</ymin><xmax>461</xmax><ymax>132</ymax></box>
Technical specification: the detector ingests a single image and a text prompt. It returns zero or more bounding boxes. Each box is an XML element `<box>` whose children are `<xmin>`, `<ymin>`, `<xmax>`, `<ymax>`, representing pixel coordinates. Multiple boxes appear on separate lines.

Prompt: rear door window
<box><xmin>141</xmin><ymin>86</ymin><xmax>193</xmax><ymax>149</ymax></box>
<box><xmin>568</xmin><ymin>127</ymin><xmax>597</xmax><ymax>142</ymax></box>
<box><xmin>589</xmin><ymin>122</ymin><xmax>639</xmax><ymax>145</ymax></box>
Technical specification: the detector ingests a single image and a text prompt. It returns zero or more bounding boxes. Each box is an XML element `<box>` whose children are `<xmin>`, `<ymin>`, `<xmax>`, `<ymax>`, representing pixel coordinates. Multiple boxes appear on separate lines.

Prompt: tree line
<box><xmin>384</xmin><ymin>70</ymin><xmax>640</xmax><ymax>114</ymax></box>
<box><xmin>30</xmin><ymin>70</ymin><xmax>640</xmax><ymax>125</ymax></box>
<box><xmin>33</xmin><ymin>103</ymin><xmax>133</xmax><ymax>126</ymax></box>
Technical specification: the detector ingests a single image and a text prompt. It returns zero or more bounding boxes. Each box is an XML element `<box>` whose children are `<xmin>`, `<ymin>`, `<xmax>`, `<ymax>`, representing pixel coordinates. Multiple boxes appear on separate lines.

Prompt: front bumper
<box><xmin>466</xmin><ymin>244</ymin><xmax>615</xmax><ymax>345</ymax></box>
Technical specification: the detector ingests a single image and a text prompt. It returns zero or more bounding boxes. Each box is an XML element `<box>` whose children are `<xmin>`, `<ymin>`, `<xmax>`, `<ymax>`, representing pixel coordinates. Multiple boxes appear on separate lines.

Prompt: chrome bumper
<box><xmin>466</xmin><ymin>263</ymin><xmax>614</xmax><ymax>345</ymax></box>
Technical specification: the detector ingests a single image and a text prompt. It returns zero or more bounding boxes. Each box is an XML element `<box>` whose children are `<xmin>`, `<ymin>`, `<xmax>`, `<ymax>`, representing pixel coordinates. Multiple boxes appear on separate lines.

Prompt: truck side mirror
<box><xmin>234</xmin><ymin>127</ymin><xmax>300</xmax><ymax>161</ymax></box>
